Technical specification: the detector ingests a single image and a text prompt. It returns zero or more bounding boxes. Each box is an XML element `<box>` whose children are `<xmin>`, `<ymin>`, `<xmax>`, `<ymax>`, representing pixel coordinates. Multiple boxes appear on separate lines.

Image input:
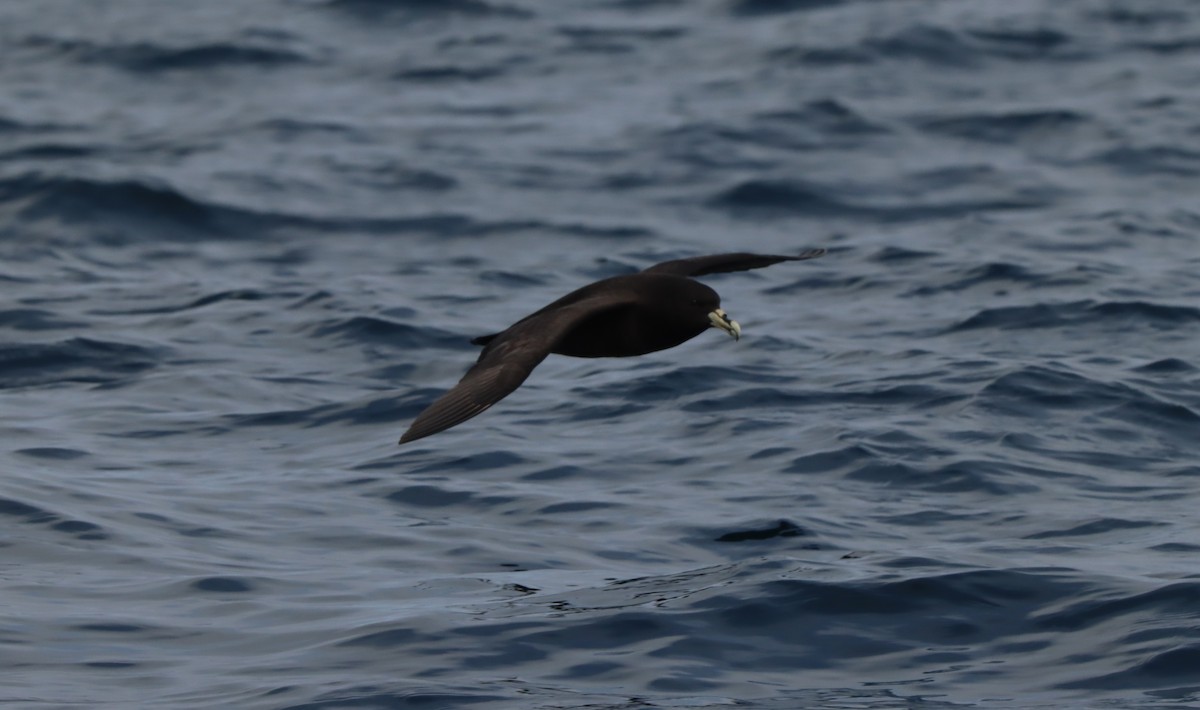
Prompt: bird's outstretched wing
<box><xmin>399</xmin><ymin>294</ymin><xmax>636</xmax><ymax>444</ymax></box>
<box><xmin>643</xmin><ymin>248</ymin><xmax>827</xmax><ymax>277</ymax></box>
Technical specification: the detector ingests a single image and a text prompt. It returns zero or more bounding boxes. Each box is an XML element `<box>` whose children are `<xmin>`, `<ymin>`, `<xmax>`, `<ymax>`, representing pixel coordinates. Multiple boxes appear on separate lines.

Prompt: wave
<box><xmin>869</xmin><ymin>24</ymin><xmax>987</xmax><ymax>66</ymax></box>
<box><xmin>916</xmin><ymin>109</ymin><xmax>1092</xmax><ymax>144</ymax></box>
<box><xmin>906</xmin><ymin>261</ymin><xmax>1094</xmax><ymax>296</ymax></box>
<box><xmin>710</xmin><ymin>177</ymin><xmax>1049</xmax><ymax>220</ymax></box>
<box><xmin>1</xmin><ymin>143</ymin><xmax>97</xmax><ymax>161</ymax></box>
<box><xmin>1</xmin><ymin>173</ymin><xmax>226</xmax><ymax>233</ymax></box>
<box><xmin>319</xmin><ymin>561</ymin><xmax>1200</xmax><ymax>699</ymax></box>
<box><xmin>712</xmin><ymin>519</ymin><xmax>809</xmax><ymax>543</ymax></box>
<box><xmin>22</xmin><ymin>35</ymin><xmax>310</xmax><ymax>71</ymax></box>
<box><xmin>223</xmin><ymin>393</ymin><xmax>416</xmax><ymax>431</ymax></box>
<box><xmin>556</xmin><ymin>25</ymin><xmax>686</xmax><ymax>55</ymax></box>
<box><xmin>1103</xmin><ymin>398</ymin><xmax>1200</xmax><ymax>435</ymax></box>
<box><xmin>1091</xmin><ymin>145</ymin><xmax>1200</xmax><ymax>177</ymax></box>
<box><xmin>977</xmin><ymin>365</ymin><xmax>1139</xmax><ymax>410</ymax></box>
<box><xmin>771</xmin><ymin>23</ymin><xmax>1084</xmax><ymax>67</ymax></box>
<box><xmin>1133</xmin><ymin>358</ymin><xmax>1196</xmax><ymax>374</ymax></box>
<box><xmin>0</xmin><ymin>308</ymin><xmax>87</xmax><ymax>331</ymax></box>
<box><xmin>1093</xmin><ymin>7</ymin><xmax>1189</xmax><ymax>27</ymax></box>
<box><xmin>679</xmin><ymin>384</ymin><xmax>965</xmax><ymax>426</ymax></box>
<box><xmin>0</xmin><ymin>337</ymin><xmax>163</xmax><ymax>389</ymax></box>
<box><xmin>1024</xmin><ymin>518</ymin><xmax>1164</xmax><ymax>540</ymax></box>
<box><xmin>785</xmin><ymin>443</ymin><xmax>1041</xmax><ymax>495</ymax></box>
<box><xmin>307</xmin><ymin>316</ymin><xmax>470</xmax><ymax>351</ymax></box>
<box><xmin>763</xmin><ymin>100</ymin><xmax>888</xmax><ymax>136</ymax></box>
<box><xmin>321</xmin><ymin>0</ymin><xmax>531</xmax><ymax>19</ymax></box>
<box><xmin>586</xmin><ymin>365</ymin><xmax>790</xmax><ymax>403</ymax></box>
<box><xmin>949</xmin><ymin>300</ymin><xmax>1200</xmax><ymax>332</ymax></box>
<box><xmin>392</xmin><ymin>65</ymin><xmax>507</xmax><ymax>82</ymax></box>
<box><xmin>0</xmin><ymin>495</ymin><xmax>107</xmax><ymax>540</ymax></box>
<box><xmin>0</xmin><ymin>173</ymin><xmax>655</xmax><ymax>243</ymax></box>
<box><xmin>730</xmin><ymin>0</ymin><xmax>842</xmax><ymax>16</ymax></box>
<box><xmin>964</xmin><ymin>27</ymin><xmax>1074</xmax><ymax>58</ymax></box>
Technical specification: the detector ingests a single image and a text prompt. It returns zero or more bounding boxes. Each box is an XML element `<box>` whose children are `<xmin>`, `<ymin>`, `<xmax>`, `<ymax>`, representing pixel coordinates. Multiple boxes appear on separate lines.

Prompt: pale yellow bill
<box><xmin>708</xmin><ymin>308</ymin><xmax>741</xmax><ymax>341</ymax></box>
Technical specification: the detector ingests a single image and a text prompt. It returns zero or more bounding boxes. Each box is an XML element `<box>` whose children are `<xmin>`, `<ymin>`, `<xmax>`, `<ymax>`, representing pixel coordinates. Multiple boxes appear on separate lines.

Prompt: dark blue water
<box><xmin>3</xmin><ymin>1</ymin><xmax>1200</xmax><ymax>708</ymax></box>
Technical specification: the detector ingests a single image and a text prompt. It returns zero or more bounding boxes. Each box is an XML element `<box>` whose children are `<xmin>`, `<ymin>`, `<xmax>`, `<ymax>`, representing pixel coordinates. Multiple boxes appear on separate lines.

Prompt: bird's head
<box><xmin>677</xmin><ymin>280</ymin><xmax>740</xmax><ymax>341</ymax></box>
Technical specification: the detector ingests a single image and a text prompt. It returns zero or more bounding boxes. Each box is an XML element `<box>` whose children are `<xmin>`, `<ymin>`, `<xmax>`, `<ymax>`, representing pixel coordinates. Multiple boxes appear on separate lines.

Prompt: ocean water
<box><xmin>2</xmin><ymin>0</ymin><xmax>1200</xmax><ymax>708</ymax></box>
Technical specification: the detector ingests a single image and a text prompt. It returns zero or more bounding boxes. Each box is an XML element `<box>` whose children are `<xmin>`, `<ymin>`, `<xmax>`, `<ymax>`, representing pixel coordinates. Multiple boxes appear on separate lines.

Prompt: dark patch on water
<box><xmin>192</xmin><ymin>577</ymin><xmax>255</xmax><ymax>593</ymax></box>
<box><xmin>15</xmin><ymin>447</ymin><xmax>90</xmax><ymax>460</ymax></box>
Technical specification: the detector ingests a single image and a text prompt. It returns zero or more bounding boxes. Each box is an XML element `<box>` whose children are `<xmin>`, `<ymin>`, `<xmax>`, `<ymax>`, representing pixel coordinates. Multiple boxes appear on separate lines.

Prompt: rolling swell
<box><xmin>0</xmin><ymin>172</ymin><xmax>658</xmax><ymax>244</ymax></box>
<box><xmin>0</xmin><ymin>173</ymin><xmax>455</xmax><ymax>238</ymax></box>
<box><xmin>322</xmin><ymin>0</ymin><xmax>532</xmax><ymax>19</ymax></box>
<box><xmin>315</xmin><ymin>562</ymin><xmax>1198</xmax><ymax>702</ymax></box>
<box><xmin>0</xmin><ymin>495</ymin><xmax>107</xmax><ymax>540</ymax></box>
<box><xmin>22</xmin><ymin>35</ymin><xmax>310</xmax><ymax>71</ymax></box>
<box><xmin>0</xmin><ymin>173</ymin><xmax>265</xmax><ymax>238</ymax></box>
<box><xmin>0</xmin><ymin>338</ymin><xmax>162</xmax><ymax>388</ymax></box>
<box><xmin>948</xmin><ymin>300</ymin><xmax>1200</xmax><ymax>332</ymax></box>
<box><xmin>4</xmin><ymin>0</ymin><xmax>1200</xmax><ymax>708</ymax></box>
<box><xmin>308</xmin><ymin>316</ymin><xmax>467</xmax><ymax>350</ymax></box>
<box><xmin>916</xmin><ymin>109</ymin><xmax>1094</xmax><ymax>144</ymax></box>
<box><xmin>711</xmin><ymin>176</ymin><xmax>1050</xmax><ymax>220</ymax></box>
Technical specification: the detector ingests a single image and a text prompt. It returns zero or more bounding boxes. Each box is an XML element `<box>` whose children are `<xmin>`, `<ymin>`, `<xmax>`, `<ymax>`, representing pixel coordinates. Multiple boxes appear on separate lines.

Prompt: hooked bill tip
<box><xmin>709</xmin><ymin>309</ymin><xmax>741</xmax><ymax>341</ymax></box>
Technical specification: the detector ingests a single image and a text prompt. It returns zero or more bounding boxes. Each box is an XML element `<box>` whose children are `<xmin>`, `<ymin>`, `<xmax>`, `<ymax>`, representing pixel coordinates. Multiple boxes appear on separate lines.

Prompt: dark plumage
<box><xmin>399</xmin><ymin>249</ymin><xmax>826</xmax><ymax>444</ymax></box>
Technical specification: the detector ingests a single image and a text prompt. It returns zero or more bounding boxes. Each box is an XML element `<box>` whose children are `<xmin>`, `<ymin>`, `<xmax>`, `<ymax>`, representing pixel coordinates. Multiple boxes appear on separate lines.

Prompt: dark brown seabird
<box><xmin>399</xmin><ymin>249</ymin><xmax>826</xmax><ymax>444</ymax></box>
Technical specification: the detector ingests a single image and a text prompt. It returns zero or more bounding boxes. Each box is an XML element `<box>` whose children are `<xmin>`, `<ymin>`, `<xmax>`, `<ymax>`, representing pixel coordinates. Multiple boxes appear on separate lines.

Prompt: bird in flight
<box><xmin>399</xmin><ymin>249</ymin><xmax>827</xmax><ymax>444</ymax></box>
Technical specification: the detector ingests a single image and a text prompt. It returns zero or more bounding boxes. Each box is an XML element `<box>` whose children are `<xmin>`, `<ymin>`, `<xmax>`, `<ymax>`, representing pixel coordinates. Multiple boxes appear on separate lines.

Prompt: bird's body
<box><xmin>399</xmin><ymin>249</ymin><xmax>826</xmax><ymax>444</ymax></box>
<box><xmin>475</xmin><ymin>273</ymin><xmax>720</xmax><ymax>358</ymax></box>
